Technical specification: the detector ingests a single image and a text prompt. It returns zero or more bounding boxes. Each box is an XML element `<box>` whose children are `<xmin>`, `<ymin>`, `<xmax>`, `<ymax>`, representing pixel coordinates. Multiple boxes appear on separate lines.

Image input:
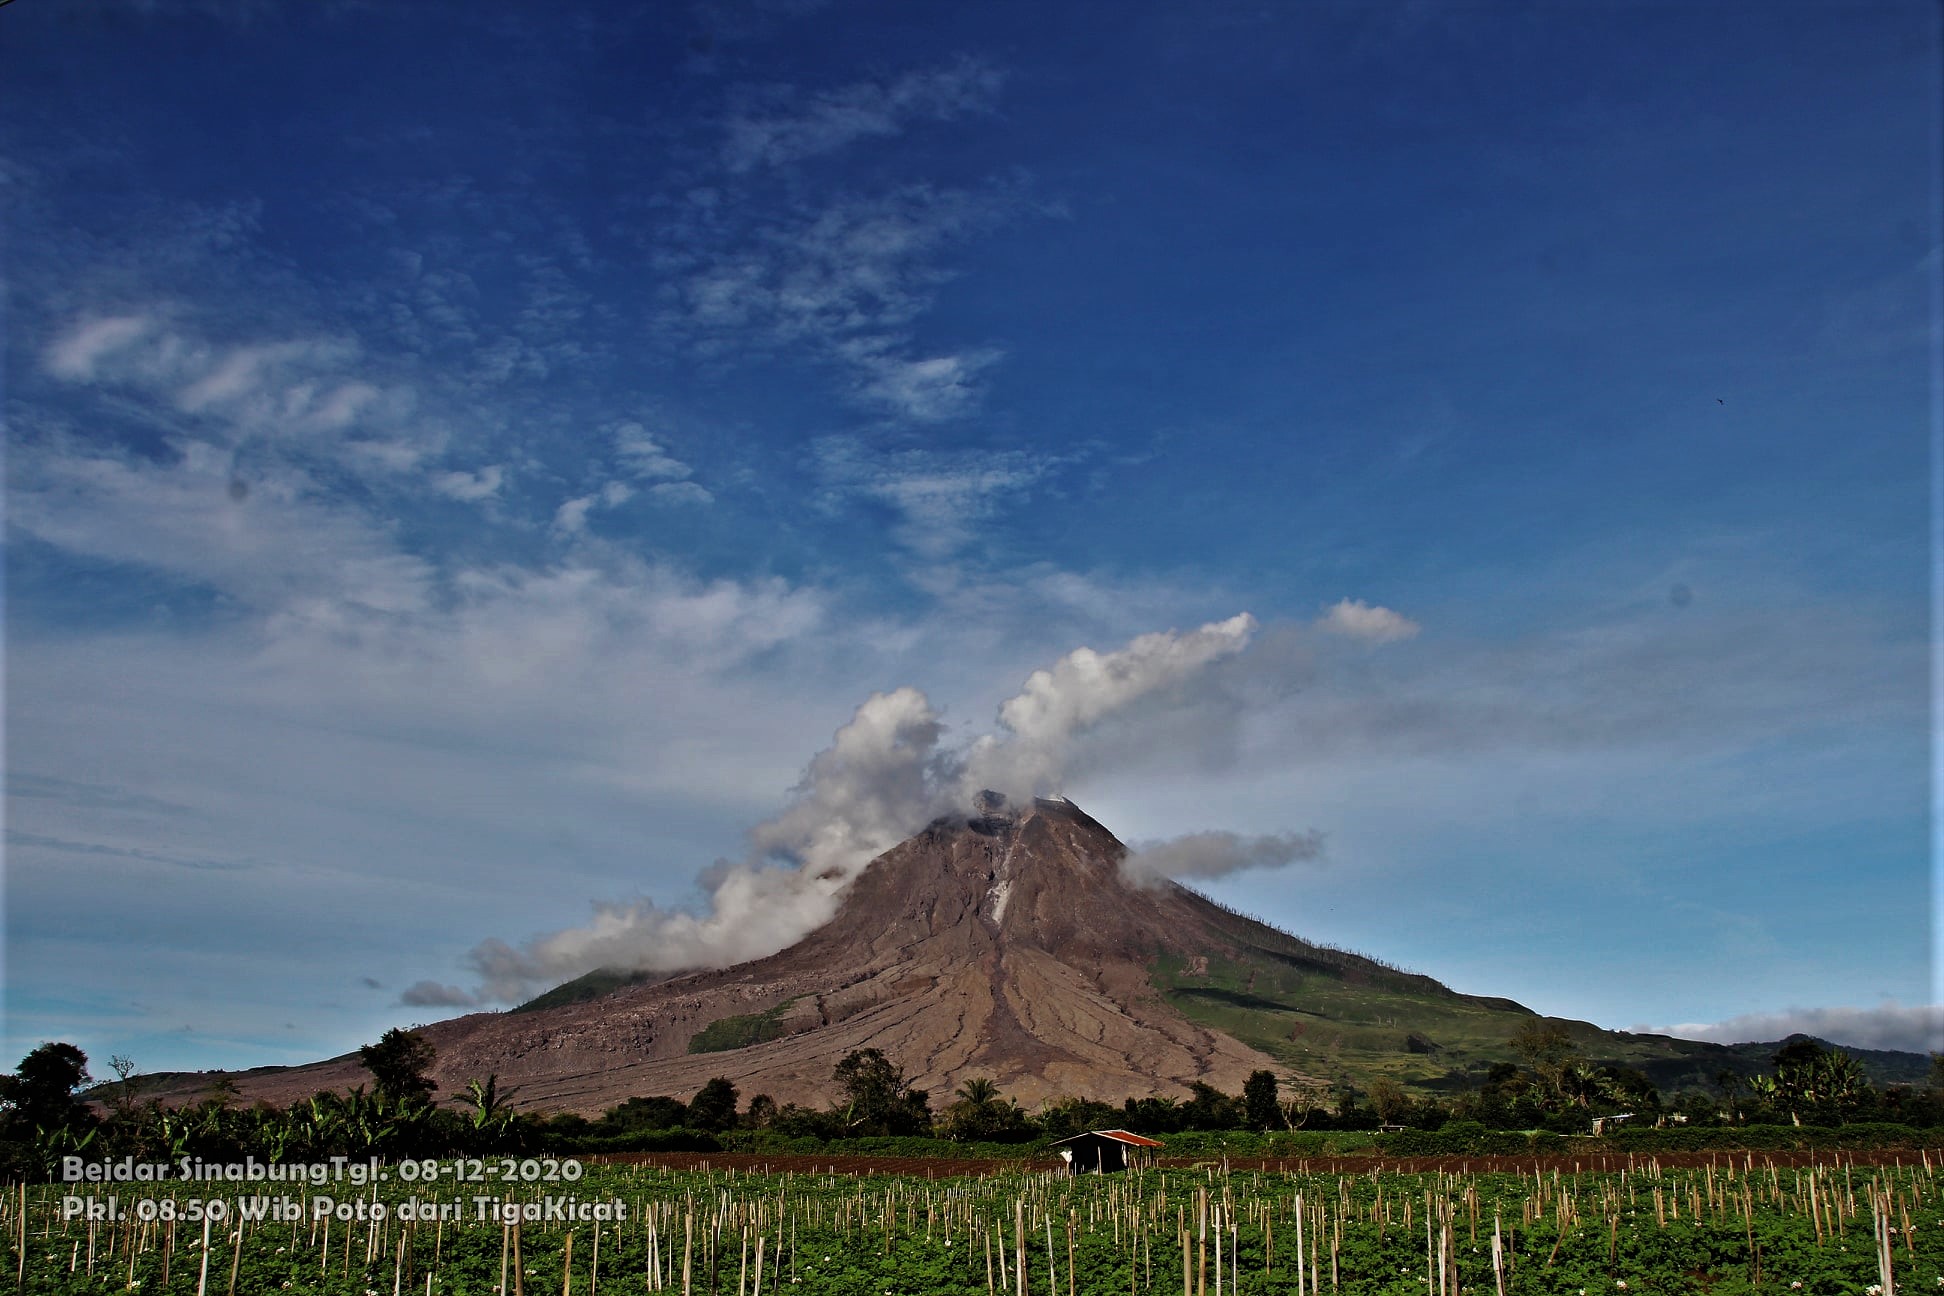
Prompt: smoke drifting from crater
<box><xmin>437</xmin><ymin>613</ymin><xmax>1282</xmax><ymax>1004</ymax></box>
<box><xmin>1119</xmin><ymin>828</ymin><xmax>1327</xmax><ymax>888</ymax></box>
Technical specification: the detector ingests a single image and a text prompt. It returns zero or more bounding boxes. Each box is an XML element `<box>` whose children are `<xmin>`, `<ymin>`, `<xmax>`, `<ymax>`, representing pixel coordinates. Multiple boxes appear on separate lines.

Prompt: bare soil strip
<box><xmin>587</xmin><ymin>1147</ymin><xmax>1944</xmax><ymax>1177</ymax></box>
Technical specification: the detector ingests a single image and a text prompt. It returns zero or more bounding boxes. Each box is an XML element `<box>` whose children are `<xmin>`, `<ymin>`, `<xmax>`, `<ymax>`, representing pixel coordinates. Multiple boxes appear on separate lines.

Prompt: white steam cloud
<box><xmin>1119</xmin><ymin>829</ymin><xmax>1327</xmax><ymax>888</ymax></box>
<box><xmin>957</xmin><ymin>613</ymin><xmax>1258</xmax><ymax>799</ymax></box>
<box><xmin>445</xmin><ymin>614</ymin><xmax>1264</xmax><ymax>1004</ymax></box>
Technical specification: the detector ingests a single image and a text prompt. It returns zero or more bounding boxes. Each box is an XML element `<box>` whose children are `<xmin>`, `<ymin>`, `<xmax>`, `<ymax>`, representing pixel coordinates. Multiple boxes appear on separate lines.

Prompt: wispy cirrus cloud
<box><xmin>661</xmin><ymin>148</ymin><xmax>1032</xmax><ymax>421</ymax></box>
<box><xmin>722</xmin><ymin>56</ymin><xmax>1006</xmax><ymax>172</ymax></box>
<box><xmin>813</xmin><ymin>436</ymin><xmax>1059</xmax><ymax>561</ymax></box>
<box><xmin>38</xmin><ymin>310</ymin><xmax>432</xmax><ymax>471</ymax></box>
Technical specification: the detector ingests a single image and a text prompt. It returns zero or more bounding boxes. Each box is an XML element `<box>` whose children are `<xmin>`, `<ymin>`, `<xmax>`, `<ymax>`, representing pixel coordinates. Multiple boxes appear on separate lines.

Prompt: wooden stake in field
<box><xmin>1491</xmin><ymin>1213</ymin><xmax>1505</xmax><ymax>1296</ymax></box>
<box><xmin>194</xmin><ymin>1213</ymin><xmax>211</xmax><ymax>1296</ymax></box>
<box><xmin>1017</xmin><ymin>1199</ymin><xmax>1028</xmax><ymax>1296</ymax></box>
<box><xmin>1294</xmin><ymin>1195</ymin><xmax>1304</xmax><ymax>1296</ymax></box>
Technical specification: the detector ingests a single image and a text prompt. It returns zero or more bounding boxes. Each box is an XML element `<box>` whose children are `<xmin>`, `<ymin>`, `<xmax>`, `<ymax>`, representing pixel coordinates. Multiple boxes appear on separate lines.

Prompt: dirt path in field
<box><xmin>586</xmin><ymin>1147</ymin><xmax>1943</xmax><ymax>1179</ymax></box>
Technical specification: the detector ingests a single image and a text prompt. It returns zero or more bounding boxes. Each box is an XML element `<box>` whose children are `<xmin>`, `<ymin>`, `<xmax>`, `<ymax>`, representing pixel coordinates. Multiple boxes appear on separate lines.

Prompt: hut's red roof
<box><xmin>1051</xmin><ymin>1129</ymin><xmax>1164</xmax><ymax>1148</ymax></box>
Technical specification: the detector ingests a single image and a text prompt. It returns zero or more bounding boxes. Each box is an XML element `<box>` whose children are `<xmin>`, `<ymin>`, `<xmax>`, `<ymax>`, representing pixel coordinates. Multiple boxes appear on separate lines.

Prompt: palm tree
<box><xmin>458</xmin><ymin>1074</ymin><xmax>515</xmax><ymax>1129</ymax></box>
<box><xmin>956</xmin><ymin>1077</ymin><xmax>1000</xmax><ymax>1107</ymax></box>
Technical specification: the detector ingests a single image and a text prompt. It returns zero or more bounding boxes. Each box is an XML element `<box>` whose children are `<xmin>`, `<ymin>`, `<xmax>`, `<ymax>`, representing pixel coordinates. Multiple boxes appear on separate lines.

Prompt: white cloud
<box><xmin>814</xmin><ymin>437</ymin><xmax>1055</xmax><ymax>560</ymax></box>
<box><xmin>612</xmin><ymin>422</ymin><xmax>695</xmax><ymax>481</ymax></box>
<box><xmin>853</xmin><ymin>348</ymin><xmax>1002</xmax><ymax>422</ymax></box>
<box><xmin>1317</xmin><ymin>598</ymin><xmax>1421</xmax><ymax>644</ymax></box>
<box><xmin>41</xmin><ymin>313</ymin><xmax>422</xmax><ymax>464</ymax></box>
<box><xmin>552</xmin><ymin>480</ymin><xmax>640</xmax><ymax>533</ymax></box>
<box><xmin>553</xmin><ymin>495</ymin><xmax>597</xmax><ymax>534</ymax></box>
<box><xmin>1651</xmin><ymin>1001</ymin><xmax>1941</xmax><ymax>1055</ymax></box>
<box><xmin>9</xmin><ymin>440</ymin><xmax>434</xmax><ymax>616</ymax></box>
<box><xmin>431</xmin><ymin>464</ymin><xmax>506</xmax><ymax>502</ymax></box>
<box><xmin>722</xmin><ymin>57</ymin><xmax>1005</xmax><ymax>173</ymax></box>
<box><xmin>650</xmin><ymin>481</ymin><xmax>715</xmax><ymax>505</ymax></box>
<box><xmin>666</xmin><ymin>182</ymin><xmax>1024</xmax><ymax>421</ymax></box>
<box><xmin>44</xmin><ymin>315</ymin><xmax>154</xmax><ymax>380</ymax></box>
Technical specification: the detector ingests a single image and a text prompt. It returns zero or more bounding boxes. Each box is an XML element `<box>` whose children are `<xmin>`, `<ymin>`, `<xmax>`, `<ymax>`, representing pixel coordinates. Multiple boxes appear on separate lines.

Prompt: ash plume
<box><xmin>443</xmin><ymin>614</ymin><xmax>1267</xmax><ymax>1004</ymax></box>
<box><xmin>1119</xmin><ymin>829</ymin><xmax>1326</xmax><ymax>888</ymax></box>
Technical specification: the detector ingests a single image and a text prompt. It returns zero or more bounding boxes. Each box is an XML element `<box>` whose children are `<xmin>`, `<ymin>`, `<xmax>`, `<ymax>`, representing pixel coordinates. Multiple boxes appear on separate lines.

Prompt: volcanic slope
<box><xmin>204</xmin><ymin>797</ymin><xmax>1738</xmax><ymax>1114</ymax></box>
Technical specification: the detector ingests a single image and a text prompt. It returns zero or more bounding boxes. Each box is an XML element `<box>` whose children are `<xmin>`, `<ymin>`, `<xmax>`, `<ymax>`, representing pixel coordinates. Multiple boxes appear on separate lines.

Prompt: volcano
<box><xmin>192</xmin><ymin>796</ymin><xmax>1770</xmax><ymax>1115</ymax></box>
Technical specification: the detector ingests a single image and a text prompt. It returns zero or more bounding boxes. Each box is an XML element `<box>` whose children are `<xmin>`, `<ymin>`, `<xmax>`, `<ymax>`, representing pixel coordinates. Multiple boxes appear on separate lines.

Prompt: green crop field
<box><xmin>7</xmin><ymin>1151</ymin><xmax>1940</xmax><ymax>1294</ymax></box>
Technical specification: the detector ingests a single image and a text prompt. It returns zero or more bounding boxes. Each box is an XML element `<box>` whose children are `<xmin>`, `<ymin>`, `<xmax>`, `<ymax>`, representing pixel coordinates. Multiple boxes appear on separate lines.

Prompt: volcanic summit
<box><xmin>222</xmin><ymin>796</ymin><xmax>1345</xmax><ymax>1112</ymax></box>
<box><xmin>169</xmin><ymin>795</ymin><xmax>1791</xmax><ymax>1113</ymax></box>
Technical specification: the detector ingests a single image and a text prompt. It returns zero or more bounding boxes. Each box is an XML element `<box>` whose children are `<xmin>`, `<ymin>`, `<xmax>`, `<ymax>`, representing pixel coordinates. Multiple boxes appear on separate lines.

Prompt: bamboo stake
<box><xmin>195</xmin><ymin>1213</ymin><xmax>211</xmax><ymax>1296</ymax></box>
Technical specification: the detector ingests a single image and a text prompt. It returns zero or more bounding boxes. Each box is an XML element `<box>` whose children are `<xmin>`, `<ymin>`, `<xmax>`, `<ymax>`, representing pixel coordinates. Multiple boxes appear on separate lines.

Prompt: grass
<box><xmin>687</xmin><ymin>1000</ymin><xmax>796</xmax><ymax>1054</ymax></box>
<box><xmin>1147</xmin><ymin>948</ymin><xmax>1750</xmax><ymax>1094</ymax></box>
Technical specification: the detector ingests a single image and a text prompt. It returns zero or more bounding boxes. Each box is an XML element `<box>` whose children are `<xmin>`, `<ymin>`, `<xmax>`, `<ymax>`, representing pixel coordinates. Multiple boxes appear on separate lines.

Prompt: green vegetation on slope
<box><xmin>512</xmin><ymin>966</ymin><xmax>666</xmax><ymax>1013</ymax></box>
<box><xmin>688</xmin><ymin>1000</ymin><xmax>795</xmax><ymax>1053</ymax></box>
<box><xmin>1153</xmin><ymin>892</ymin><xmax>1780</xmax><ymax>1096</ymax></box>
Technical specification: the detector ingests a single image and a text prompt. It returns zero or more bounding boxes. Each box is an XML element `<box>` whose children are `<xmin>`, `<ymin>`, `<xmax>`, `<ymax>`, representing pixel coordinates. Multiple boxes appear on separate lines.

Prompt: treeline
<box><xmin>5</xmin><ymin>1027</ymin><xmax>1942</xmax><ymax>1179</ymax></box>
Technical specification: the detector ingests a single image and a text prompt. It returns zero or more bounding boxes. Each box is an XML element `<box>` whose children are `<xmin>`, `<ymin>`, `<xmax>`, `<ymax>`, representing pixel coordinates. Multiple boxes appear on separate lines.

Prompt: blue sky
<box><xmin>3</xmin><ymin>0</ymin><xmax>1937</xmax><ymax>1077</ymax></box>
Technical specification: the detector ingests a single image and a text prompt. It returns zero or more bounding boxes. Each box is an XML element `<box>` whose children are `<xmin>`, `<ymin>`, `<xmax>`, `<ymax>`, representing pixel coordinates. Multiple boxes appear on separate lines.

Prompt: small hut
<box><xmin>1051</xmin><ymin>1129</ymin><xmax>1163</xmax><ymax>1174</ymax></box>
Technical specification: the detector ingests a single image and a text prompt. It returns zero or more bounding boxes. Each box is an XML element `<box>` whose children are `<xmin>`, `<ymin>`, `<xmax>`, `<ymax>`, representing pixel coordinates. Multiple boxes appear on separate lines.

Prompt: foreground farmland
<box><xmin>7</xmin><ymin>1152</ymin><xmax>1939</xmax><ymax>1294</ymax></box>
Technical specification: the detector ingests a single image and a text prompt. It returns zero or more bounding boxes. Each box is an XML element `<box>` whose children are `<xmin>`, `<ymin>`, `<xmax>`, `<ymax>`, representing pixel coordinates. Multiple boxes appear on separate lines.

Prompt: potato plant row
<box><xmin>4</xmin><ymin>1150</ymin><xmax>1939</xmax><ymax>1295</ymax></box>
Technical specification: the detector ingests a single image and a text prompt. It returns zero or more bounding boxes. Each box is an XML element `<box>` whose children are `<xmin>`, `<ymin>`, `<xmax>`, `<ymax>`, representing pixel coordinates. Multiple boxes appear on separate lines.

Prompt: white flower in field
<box><xmin>1617</xmin><ymin>1283</ymin><xmax>1628</xmax><ymax>1290</ymax></box>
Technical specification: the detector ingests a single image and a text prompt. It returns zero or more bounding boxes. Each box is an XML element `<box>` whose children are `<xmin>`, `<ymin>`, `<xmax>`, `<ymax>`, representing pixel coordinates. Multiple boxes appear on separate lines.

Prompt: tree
<box><xmin>1367</xmin><ymin>1077</ymin><xmax>1411</xmax><ymax>1125</ymax></box>
<box><xmin>956</xmin><ymin>1077</ymin><xmax>1000</xmax><ymax>1107</ymax></box>
<box><xmin>1278</xmin><ymin>1081</ymin><xmax>1333</xmax><ymax>1131</ymax></box>
<box><xmin>1243</xmin><ymin>1071</ymin><xmax>1280</xmax><ymax>1131</ymax></box>
<box><xmin>456</xmin><ymin>1075</ymin><xmax>516</xmax><ymax>1130</ymax></box>
<box><xmin>833</xmin><ymin>1049</ymin><xmax>931</xmax><ymax>1135</ymax></box>
<box><xmin>0</xmin><ymin>1042</ymin><xmax>94</xmax><ymax>1135</ymax></box>
<box><xmin>744</xmin><ymin>1094</ymin><xmax>778</xmax><ymax>1129</ymax></box>
<box><xmin>1509</xmin><ymin>1021</ymin><xmax>1580</xmax><ymax>1103</ymax></box>
<box><xmin>358</xmin><ymin>1028</ymin><xmax>436</xmax><ymax>1105</ymax></box>
<box><xmin>105</xmin><ymin>1055</ymin><xmax>146</xmax><ymax>1124</ymax></box>
<box><xmin>602</xmin><ymin>1095</ymin><xmax>688</xmax><ymax>1133</ymax></box>
<box><xmin>1769</xmin><ymin>1040</ymin><xmax>1869</xmax><ymax>1125</ymax></box>
<box><xmin>1181</xmin><ymin>1081</ymin><xmax>1242</xmax><ymax>1130</ymax></box>
<box><xmin>687</xmin><ymin>1078</ymin><xmax>740</xmax><ymax>1132</ymax></box>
